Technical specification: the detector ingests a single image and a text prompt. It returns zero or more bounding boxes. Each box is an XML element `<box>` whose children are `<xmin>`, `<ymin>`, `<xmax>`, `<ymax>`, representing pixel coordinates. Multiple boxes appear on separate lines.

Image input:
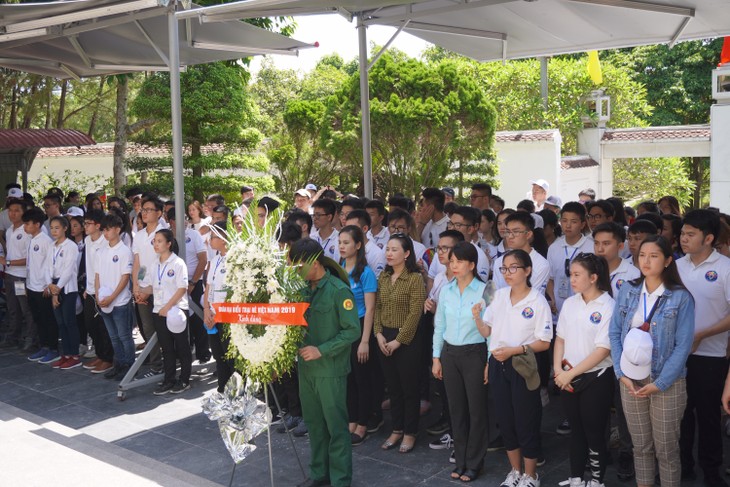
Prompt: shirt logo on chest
<box><xmin>186</xmin><ymin>236</ymin><xmax>191</xmax><ymax>243</ymax></box>
<box><xmin>167</xmin><ymin>269</ymin><xmax>175</xmax><ymax>277</ymax></box>
<box><xmin>522</xmin><ymin>307</ymin><xmax>534</xmax><ymax>319</ymax></box>
<box><xmin>17</xmin><ymin>234</ymin><xmax>23</xmax><ymax>240</ymax></box>
<box><xmin>33</xmin><ymin>244</ymin><xmax>39</xmax><ymax>251</ymax></box>
<box><xmin>220</xmin><ymin>268</ymin><xmax>226</xmax><ymax>274</ymax></box>
<box><xmin>616</xmin><ymin>279</ymin><xmax>625</xmax><ymax>289</ymax></box>
<box><xmin>590</xmin><ymin>312</ymin><xmax>602</xmax><ymax>324</ymax></box>
<box><xmin>112</xmin><ymin>255</ymin><xmax>119</xmax><ymax>263</ymax></box>
<box><xmin>329</xmin><ymin>246</ymin><xmax>334</xmax><ymax>254</ymax></box>
<box><xmin>706</xmin><ymin>270</ymin><xmax>718</xmax><ymax>282</ymax></box>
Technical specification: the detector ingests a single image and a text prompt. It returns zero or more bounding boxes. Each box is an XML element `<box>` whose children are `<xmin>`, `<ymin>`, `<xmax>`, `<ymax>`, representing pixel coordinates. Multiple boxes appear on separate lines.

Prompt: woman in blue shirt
<box><xmin>432</xmin><ymin>241</ymin><xmax>487</xmax><ymax>482</ymax></box>
<box><xmin>339</xmin><ymin>225</ymin><xmax>378</xmax><ymax>446</ymax></box>
<box><xmin>609</xmin><ymin>235</ymin><xmax>694</xmax><ymax>487</ymax></box>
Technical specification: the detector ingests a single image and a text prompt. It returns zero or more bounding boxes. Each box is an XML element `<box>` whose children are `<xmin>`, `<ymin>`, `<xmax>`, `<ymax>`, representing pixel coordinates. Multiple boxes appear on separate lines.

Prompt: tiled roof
<box><xmin>561</xmin><ymin>155</ymin><xmax>599</xmax><ymax>170</ymax></box>
<box><xmin>37</xmin><ymin>142</ymin><xmax>227</xmax><ymax>158</ymax></box>
<box><xmin>0</xmin><ymin>129</ymin><xmax>95</xmax><ymax>149</ymax></box>
<box><xmin>495</xmin><ymin>129</ymin><xmax>559</xmax><ymax>143</ymax></box>
<box><xmin>602</xmin><ymin>125</ymin><xmax>711</xmax><ymax>142</ymax></box>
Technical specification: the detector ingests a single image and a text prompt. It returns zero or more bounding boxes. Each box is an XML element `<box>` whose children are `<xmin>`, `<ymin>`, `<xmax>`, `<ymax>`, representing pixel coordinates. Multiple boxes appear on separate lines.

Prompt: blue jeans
<box><xmin>53</xmin><ymin>291</ymin><xmax>79</xmax><ymax>356</ymax></box>
<box><xmin>101</xmin><ymin>301</ymin><xmax>135</xmax><ymax>367</ymax></box>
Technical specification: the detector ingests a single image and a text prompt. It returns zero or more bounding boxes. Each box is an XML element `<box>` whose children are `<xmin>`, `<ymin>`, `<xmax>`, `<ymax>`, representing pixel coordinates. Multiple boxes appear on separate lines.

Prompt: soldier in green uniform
<box><xmin>289</xmin><ymin>238</ymin><xmax>360</xmax><ymax>487</ymax></box>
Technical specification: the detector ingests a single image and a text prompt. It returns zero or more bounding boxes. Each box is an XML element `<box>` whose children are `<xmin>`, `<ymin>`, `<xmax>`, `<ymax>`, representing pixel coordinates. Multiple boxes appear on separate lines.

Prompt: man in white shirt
<box><xmin>365</xmin><ymin>200</ymin><xmax>389</xmax><ymax>250</ymax></box>
<box><xmin>132</xmin><ymin>197</ymin><xmax>165</xmax><ymax>374</ymax></box>
<box><xmin>528</xmin><ymin>179</ymin><xmax>550</xmax><ymax>212</ymax></box>
<box><xmin>429</xmin><ymin>207</ymin><xmax>490</xmax><ymax>283</ymax></box>
<box><xmin>416</xmin><ymin>188</ymin><xmax>449</xmax><ymax>249</ymax></box>
<box><xmin>0</xmin><ymin>200</ymin><xmax>35</xmax><ymax>350</ymax></box>
<box><xmin>345</xmin><ymin>210</ymin><xmax>386</xmax><ymax>277</ymax></box>
<box><xmin>42</xmin><ymin>193</ymin><xmax>63</xmax><ymax>234</ymax></box>
<box><xmin>293</xmin><ymin>188</ymin><xmax>312</xmax><ymax>214</ymax></box>
<box><xmin>469</xmin><ymin>183</ymin><xmax>492</xmax><ymax>212</ymax></box>
<box><xmin>0</xmin><ymin>186</ymin><xmax>22</xmax><ymax>237</ymax></box>
<box><xmin>677</xmin><ymin>210</ymin><xmax>730</xmax><ymax>486</ymax></box>
<box><xmin>311</xmin><ymin>199</ymin><xmax>340</xmax><ymax>263</ymax></box>
<box><xmin>492</xmin><ymin>211</ymin><xmax>550</xmax><ymax>293</ymax></box>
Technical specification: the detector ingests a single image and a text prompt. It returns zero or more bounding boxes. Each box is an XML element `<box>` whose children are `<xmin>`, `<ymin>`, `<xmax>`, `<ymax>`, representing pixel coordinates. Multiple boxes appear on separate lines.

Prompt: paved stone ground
<box><xmin>0</xmin><ymin>344</ymin><xmax>724</xmax><ymax>486</ymax></box>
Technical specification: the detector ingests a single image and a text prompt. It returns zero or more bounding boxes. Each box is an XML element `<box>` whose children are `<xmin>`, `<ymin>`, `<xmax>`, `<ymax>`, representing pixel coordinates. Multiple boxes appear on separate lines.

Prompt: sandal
<box><xmin>399</xmin><ymin>434</ymin><xmax>416</xmax><ymax>453</ymax></box>
<box><xmin>381</xmin><ymin>431</ymin><xmax>403</xmax><ymax>450</ymax></box>
<box><xmin>460</xmin><ymin>468</ymin><xmax>480</xmax><ymax>482</ymax></box>
<box><xmin>451</xmin><ymin>468</ymin><xmax>466</xmax><ymax>480</ymax></box>
<box><xmin>350</xmin><ymin>432</ymin><xmax>367</xmax><ymax>446</ymax></box>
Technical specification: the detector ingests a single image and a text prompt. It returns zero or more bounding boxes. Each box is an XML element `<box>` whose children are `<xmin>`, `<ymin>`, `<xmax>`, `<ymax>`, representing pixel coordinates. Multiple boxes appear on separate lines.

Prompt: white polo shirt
<box><xmin>556</xmin><ymin>291</ymin><xmax>614</xmax><ymax>372</ymax></box>
<box><xmin>492</xmin><ymin>248</ymin><xmax>550</xmax><ymax>294</ymax></box>
<box><xmin>6</xmin><ymin>223</ymin><xmax>31</xmax><ymax>278</ymax></box>
<box><xmin>610</xmin><ymin>258</ymin><xmax>640</xmax><ymax>297</ymax></box>
<box><xmin>428</xmin><ymin>270</ymin><xmax>453</xmax><ymax>302</ymax></box>
<box><xmin>547</xmin><ymin>234</ymin><xmax>595</xmax><ymax>312</ymax></box>
<box><xmin>26</xmin><ymin>232</ymin><xmax>54</xmax><ymax>292</ymax></box>
<box><xmin>51</xmin><ymin>239</ymin><xmax>79</xmax><ymax>293</ymax></box>
<box><xmin>428</xmin><ymin>242</ymin><xmax>490</xmax><ymax>282</ymax></box>
<box><xmin>0</xmin><ymin>208</ymin><xmax>10</xmax><ymax>232</ymax></box>
<box><xmin>412</xmin><ymin>238</ymin><xmax>430</xmax><ymax>271</ymax></box>
<box><xmin>482</xmin><ymin>287</ymin><xmax>553</xmax><ymax>352</ymax></box>
<box><xmin>312</xmin><ymin>228</ymin><xmax>340</xmax><ymax>263</ymax></box>
<box><xmin>677</xmin><ymin>250</ymin><xmax>730</xmax><ymax>358</ymax></box>
<box><xmin>96</xmin><ymin>240</ymin><xmax>133</xmax><ymax>308</ymax></box>
<box><xmin>152</xmin><ymin>253</ymin><xmax>189</xmax><ymax>313</ymax></box>
<box><xmin>132</xmin><ymin>224</ymin><xmax>161</xmax><ymax>287</ymax></box>
<box><xmin>183</xmin><ymin>228</ymin><xmax>206</xmax><ymax>281</ymax></box>
<box><xmin>365</xmin><ymin>240</ymin><xmax>386</xmax><ymax>278</ymax></box>
<box><xmin>367</xmin><ymin>226</ymin><xmax>390</xmax><ymax>250</ymax></box>
<box><xmin>84</xmin><ymin>234</ymin><xmax>108</xmax><ymax>295</ymax></box>
<box><xmin>421</xmin><ymin>214</ymin><xmax>450</xmax><ymax>249</ymax></box>
<box><xmin>206</xmin><ymin>253</ymin><xmax>228</xmax><ymax>308</ymax></box>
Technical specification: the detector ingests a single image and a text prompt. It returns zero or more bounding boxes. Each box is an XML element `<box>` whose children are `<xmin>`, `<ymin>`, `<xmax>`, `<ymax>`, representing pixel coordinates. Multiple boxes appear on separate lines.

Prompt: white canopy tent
<box><xmin>0</xmin><ymin>0</ymin><xmax>313</xmax><ymax>251</ymax></box>
<box><xmin>179</xmin><ymin>0</ymin><xmax>730</xmax><ymax>204</ymax></box>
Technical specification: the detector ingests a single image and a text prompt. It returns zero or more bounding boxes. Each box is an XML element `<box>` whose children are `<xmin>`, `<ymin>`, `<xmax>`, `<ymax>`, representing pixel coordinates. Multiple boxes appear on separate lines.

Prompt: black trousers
<box><xmin>378</xmin><ymin>327</ymin><xmax>421</xmax><ymax>435</ymax></box>
<box><xmin>188</xmin><ymin>280</ymin><xmax>210</xmax><ymax>361</ymax></box>
<box><xmin>84</xmin><ymin>294</ymin><xmax>114</xmax><ymax>362</ymax></box>
<box><xmin>418</xmin><ymin>312</ymin><xmax>434</xmax><ymax>400</ymax></box>
<box><xmin>210</xmin><ymin>325</ymin><xmax>234</xmax><ymax>393</ymax></box>
<box><xmin>680</xmin><ymin>355</ymin><xmax>729</xmax><ymax>477</ymax></box>
<box><xmin>152</xmin><ymin>312</ymin><xmax>192</xmax><ymax>384</ymax></box>
<box><xmin>347</xmin><ymin>318</ymin><xmax>379</xmax><ymax>425</ymax></box>
<box><xmin>489</xmin><ymin>355</ymin><xmax>542</xmax><ymax>459</ymax></box>
<box><xmin>562</xmin><ymin>367</ymin><xmax>614</xmax><ymax>482</ymax></box>
<box><xmin>272</xmin><ymin>370</ymin><xmax>302</xmax><ymax>417</ymax></box>
<box><xmin>442</xmin><ymin>342</ymin><xmax>489</xmax><ymax>471</ymax></box>
<box><xmin>27</xmin><ymin>290</ymin><xmax>57</xmax><ymax>349</ymax></box>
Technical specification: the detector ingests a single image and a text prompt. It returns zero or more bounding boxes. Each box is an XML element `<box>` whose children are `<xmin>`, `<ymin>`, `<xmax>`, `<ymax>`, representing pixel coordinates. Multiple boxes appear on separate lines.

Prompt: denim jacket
<box><xmin>608</xmin><ymin>281</ymin><xmax>695</xmax><ymax>391</ymax></box>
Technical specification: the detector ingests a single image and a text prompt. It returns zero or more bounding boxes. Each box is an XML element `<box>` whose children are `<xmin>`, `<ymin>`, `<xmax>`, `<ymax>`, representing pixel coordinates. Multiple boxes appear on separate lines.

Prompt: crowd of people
<box><xmin>1</xmin><ymin>179</ymin><xmax>730</xmax><ymax>487</ymax></box>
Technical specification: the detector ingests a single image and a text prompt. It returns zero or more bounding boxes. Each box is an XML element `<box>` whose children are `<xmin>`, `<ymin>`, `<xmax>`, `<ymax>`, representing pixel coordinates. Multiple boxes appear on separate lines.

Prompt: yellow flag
<box><xmin>587</xmin><ymin>51</ymin><xmax>602</xmax><ymax>85</ymax></box>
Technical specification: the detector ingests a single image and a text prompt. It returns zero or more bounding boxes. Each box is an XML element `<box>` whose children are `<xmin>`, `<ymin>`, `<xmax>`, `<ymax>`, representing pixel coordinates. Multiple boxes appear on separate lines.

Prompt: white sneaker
<box><xmin>500</xmin><ymin>470</ymin><xmax>522</xmax><ymax>487</ymax></box>
<box><xmin>585</xmin><ymin>480</ymin><xmax>605</xmax><ymax>487</ymax></box>
<box><xmin>518</xmin><ymin>473</ymin><xmax>540</xmax><ymax>487</ymax></box>
<box><xmin>559</xmin><ymin>478</ymin><xmax>585</xmax><ymax>487</ymax></box>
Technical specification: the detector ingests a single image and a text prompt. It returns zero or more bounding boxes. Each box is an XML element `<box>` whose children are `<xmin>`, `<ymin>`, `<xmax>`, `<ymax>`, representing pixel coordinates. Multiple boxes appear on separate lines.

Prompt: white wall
<box><xmin>559</xmin><ymin>166</ymin><xmax>600</xmax><ymax>204</ymax></box>
<box><xmin>710</xmin><ymin>104</ymin><xmax>730</xmax><ymax>212</ymax></box>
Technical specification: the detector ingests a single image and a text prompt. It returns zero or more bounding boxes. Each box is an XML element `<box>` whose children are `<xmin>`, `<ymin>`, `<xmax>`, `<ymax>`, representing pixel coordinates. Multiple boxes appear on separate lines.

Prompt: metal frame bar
<box><xmin>362</xmin><ymin>0</ymin><xmax>517</xmax><ymax>26</ymax></box>
<box><xmin>202</xmin><ymin>6</ymin><xmax>340</xmax><ymax>22</ymax></box>
<box><xmin>358</xmin><ymin>16</ymin><xmax>373</xmax><ymax>200</ymax></box>
<box><xmin>176</xmin><ymin>0</ymin><xmax>294</xmax><ymax>20</ymax></box>
<box><xmin>60</xmin><ymin>64</ymin><xmax>81</xmax><ymax>81</ymax></box>
<box><xmin>567</xmin><ymin>0</ymin><xmax>695</xmax><ymax>17</ymax></box>
<box><xmin>135</xmin><ymin>20</ymin><xmax>170</xmax><ymax>66</ymax></box>
<box><xmin>68</xmin><ymin>36</ymin><xmax>92</xmax><ymax>68</ymax></box>
<box><xmin>368</xmin><ymin>20</ymin><xmax>409</xmax><ymax>71</ymax></box>
<box><xmin>191</xmin><ymin>41</ymin><xmax>301</xmax><ymax>56</ymax></box>
<box><xmin>91</xmin><ymin>63</ymin><xmax>184</xmax><ymax>71</ymax></box>
<box><xmin>669</xmin><ymin>16</ymin><xmax>691</xmax><ymax>47</ymax></box>
<box><xmin>404</xmin><ymin>20</ymin><xmax>506</xmax><ymax>40</ymax></box>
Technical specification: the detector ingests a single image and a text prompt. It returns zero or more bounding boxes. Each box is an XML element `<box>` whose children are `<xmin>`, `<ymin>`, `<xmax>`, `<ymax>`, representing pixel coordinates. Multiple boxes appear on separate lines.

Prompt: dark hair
<box><xmin>438</xmin><ymin>229</ymin><xmax>465</xmax><ymax>242</ymax></box>
<box><xmin>421</xmin><ymin>187</ymin><xmax>445</xmax><ymax>212</ymax></box>
<box><xmin>635</xmin><ymin>212</ymin><xmax>662</xmax><ymax>234</ymax></box>
<box><xmin>277</xmin><ymin>221</ymin><xmax>302</xmax><ymax>247</ymax></box>
<box><xmin>624</xmin><ymin>206</ymin><xmax>636</xmax><ymax>219</ymax></box>
<box><xmin>365</xmin><ymin>199</ymin><xmax>387</xmax><ymax>217</ymax></box>
<box><xmin>388</xmin><ymin>195</ymin><xmax>414</xmax><ymax>213</ymax></box>
<box><xmin>571</xmin><ymin>253</ymin><xmax>612</xmax><ymax>297</ymax></box>
<box><xmin>387</xmin><ymin>208</ymin><xmax>414</xmax><ymax>237</ymax></box>
<box><xmin>164</xmin><ymin>200</ymin><xmax>175</xmax><ymax>208</ymax></box>
<box><xmin>206</xmin><ymin>193</ymin><xmax>225</xmax><ymax>206</ymax></box>
<box><xmin>606</xmin><ymin>197</ymin><xmax>627</xmax><ymax>226</ymax></box>
<box><xmin>502</xmin><ymin>249</ymin><xmax>532</xmax><ymax>287</ymax></box>
<box><xmin>632</xmin><ymin>235</ymin><xmax>686</xmax><ymax>290</ymax></box>
<box><xmin>384</xmin><ymin>233</ymin><xmax>420</xmax><ymax>275</ymax></box>
<box><xmin>586</xmin><ymin>199</ymin><xmax>615</xmax><ymax>218</ymax></box>
<box><xmin>124</xmin><ymin>187</ymin><xmax>142</xmax><ymax>199</ymax></box>
<box><xmin>505</xmin><ymin>210</ymin><xmax>535</xmax><ymax>232</ymax></box>
<box><xmin>50</xmin><ymin>215</ymin><xmax>70</xmax><ymax>239</ymax></box>
<box><xmin>7</xmin><ymin>199</ymin><xmax>27</xmax><ymax>211</ymax></box>
<box><xmin>320</xmin><ymin>189</ymin><xmax>337</xmax><ymax>200</ymax></box>
<box><xmin>155</xmin><ymin>228</ymin><xmax>179</xmax><ymax>255</ymax></box>
<box><xmin>100</xmin><ymin>213</ymin><xmax>123</xmax><ymax>230</ymax></box>
<box><xmin>345</xmin><ymin>209</ymin><xmax>371</xmax><ymax>229</ymax></box>
<box><xmin>637</xmin><ymin>200</ymin><xmax>660</xmax><ymax>215</ymax></box>
<box><xmin>5</xmin><ymin>182</ymin><xmax>20</xmax><ymax>190</ymax></box>
<box><xmin>516</xmin><ymin>199</ymin><xmax>535</xmax><ymax>214</ymax></box>
<box><xmin>339</xmin><ymin>225</ymin><xmax>367</xmax><ymax>283</ymax></box>
<box><xmin>471</xmin><ymin>183</ymin><xmax>492</xmax><ymax>197</ymax></box>
<box><xmin>340</xmin><ymin>197</ymin><xmax>364</xmax><ymax>212</ymax></box>
<box><xmin>490</xmin><ymin>195</ymin><xmax>505</xmax><ymax>211</ymax></box>
<box><xmin>288</xmin><ymin>237</ymin><xmax>324</xmax><ymax>265</ymax></box>
<box><xmin>312</xmin><ymin>198</ymin><xmax>337</xmax><ymax>216</ymax></box>
<box><xmin>452</xmin><ymin>206</ymin><xmax>480</xmax><ymax>227</ymax></box>
<box><xmin>70</xmin><ymin>215</ymin><xmax>85</xmax><ymax>238</ymax></box>
<box><xmin>443</xmin><ymin>201</ymin><xmax>459</xmax><ymax>216</ymax></box>
<box><xmin>658</xmin><ymin>195</ymin><xmax>681</xmax><ymax>216</ymax></box>
<box><xmin>286</xmin><ymin>209</ymin><xmax>313</xmax><ymax>233</ymax></box>
<box><xmin>107</xmin><ymin>196</ymin><xmax>128</xmax><ymax>213</ymax></box>
<box><xmin>448</xmin><ymin>241</ymin><xmax>481</xmax><ymax>281</ymax></box>
<box><xmin>682</xmin><ymin>209</ymin><xmax>720</xmax><ymax>246</ymax></box>
<box><xmin>561</xmin><ymin>201</ymin><xmax>587</xmax><ymax>221</ymax></box>
<box><xmin>108</xmin><ymin>207</ymin><xmax>132</xmax><ymax>237</ymax></box>
<box><xmin>22</xmin><ymin>207</ymin><xmax>45</xmax><ymax>225</ymax></box>
<box><xmin>257</xmin><ymin>196</ymin><xmax>280</xmax><ymax>213</ymax></box>
<box><xmin>661</xmin><ymin>213</ymin><xmax>683</xmax><ymax>243</ymax></box>
<box><xmin>538</xmin><ymin>209</ymin><xmax>561</xmax><ymax>237</ymax></box>
<box><xmin>628</xmin><ymin>219</ymin><xmax>658</xmax><ymax>236</ymax></box>
<box><xmin>213</xmin><ymin>205</ymin><xmax>230</xmax><ymax>219</ymax></box>
<box><xmin>578</xmin><ymin>188</ymin><xmax>596</xmax><ymax>200</ymax></box>
<box><xmin>84</xmin><ymin>209</ymin><xmax>105</xmax><ymax>225</ymax></box>
<box><xmin>240</xmin><ymin>185</ymin><xmax>254</xmax><ymax>194</ymax></box>
<box><xmin>141</xmin><ymin>197</ymin><xmax>164</xmax><ymax>212</ymax></box>
<box><xmin>592</xmin><ymin>221</ymin><xmax>626</xmax><ymax>242</ymax></box>
<box><xmin>43</xmin><ymin>194</ymin><xmax>62</xmax><ymax>207</ymax></box>
<box><xmin>166</xmin><ymin>207</ymin><xmax>177</xmax><ymax>222</ymax></box>
<box><xmin>86</xmin><ymin>196</ymin><xmax>103</xmax><ymax>212</ymax></box>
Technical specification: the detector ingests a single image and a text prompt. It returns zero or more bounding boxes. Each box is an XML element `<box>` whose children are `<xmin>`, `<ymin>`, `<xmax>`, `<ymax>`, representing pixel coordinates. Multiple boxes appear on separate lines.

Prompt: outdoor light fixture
<box><xmin>712</xmin><ymin>67</ymin><xmax>730</xmax><ymax>104</ymax></box>
<box><xmin>1</xmin><ymin>0</ymin><xmax>163</xmax><ymax>34</ymax></box>
<box><xmin>582</xmin><ymin>89</ymin><xmax>611</xmax><ymax>127</ymax></box>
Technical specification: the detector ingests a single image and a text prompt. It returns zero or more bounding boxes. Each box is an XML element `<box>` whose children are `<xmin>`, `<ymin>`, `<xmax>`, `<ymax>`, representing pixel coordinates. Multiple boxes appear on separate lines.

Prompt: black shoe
<box><xmin>617</xmin><ymin>452</ymin><xmax>635</xmax><ymax>481</ymax></box>
<box><xmin>487</xmin><ymin>436</ymin><xmax>505</xmax><ymax>452</ymax></box>
<box><xmin>153</xmin><ymin>381</ymin><xmax>175</xmax><ymax>396</ymax></box>
<box><xmin>536</xmin><ymin>457</ymin><xmax>546</xmax><ymax>467</ymax></box>
<box><xmin>113</xmin><ymin>365</ymin><xmax>130</xmax><ymax>381</ymax></box>
<box><xmin>170</xmin><ymin>381</ymin><xmax>191</xmax><ymax>394</ymax></box>
<box><xmin>296</xmin><ymin>478</ymin><xmax>329</xmax><ymax>487</ymax></box>
<box><xmin>104</xmin><ymin>366</ymin><xmax>119</xmax><ymax>379</ymax></box>
<box><xmin>426</xmin><ymin>417</ymin><xmax>450</xmax><ymax>436</ymax></box>
<box><xmin>366</xmin><ymin>416</ymin><xmax>384</xmax><ymax>434</ymax></box>
<box><xmin>704</xmin><ymin>474</ymin><xmax>728</xmax><ymax>487</ymax></box>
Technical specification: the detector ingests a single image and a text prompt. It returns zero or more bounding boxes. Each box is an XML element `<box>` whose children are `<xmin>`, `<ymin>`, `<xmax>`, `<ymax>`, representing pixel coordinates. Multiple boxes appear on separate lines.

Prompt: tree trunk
<box><xmin>192</xmin><ymin>142</ymin><xmax>203</xmax><ymax>202</ymax></box>
<box><xmin>56</xmin><ymin>80</ymin><xmax>67</xmax><ymax>129</ymax></box>
<box><xmin>22</xmin><ymin>79</ymin><xmax>40</xmax><ymax>128</ymax></box>
<box><xmin>10</xmin><ymin>84</ymin><xmax>18</xmax><ymax>129</ymax></box>
<box><xmin>45</xmin><ymin>79</ymin><xmax>52</xmax><ymax>129</ymax></box>
<box><xmin>87</xmin><ymin>76</ymin><xmax>105</xmax><ymax>137</ymax></box>
<box><xmin>690</xmin><ymin>156</ymin><xmax>702</xmax><ymax>209</ymax></box>
<box><xmin>113</xmin><ymin>77</ymin><xmax>129</xmax><ymax>196</ymax></box>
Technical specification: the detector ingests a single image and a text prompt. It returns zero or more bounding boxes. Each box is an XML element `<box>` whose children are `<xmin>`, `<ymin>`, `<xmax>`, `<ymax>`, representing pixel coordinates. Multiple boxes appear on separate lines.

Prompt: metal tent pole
<box><xmin>168</xmin><ymin>1</ymin><xmax>186</xmax><ymax>257</ymax></box>
<box><xmin>357</xmin><ymin>16</ymin><xmax>373</xmax><ymax>199</ymax></box>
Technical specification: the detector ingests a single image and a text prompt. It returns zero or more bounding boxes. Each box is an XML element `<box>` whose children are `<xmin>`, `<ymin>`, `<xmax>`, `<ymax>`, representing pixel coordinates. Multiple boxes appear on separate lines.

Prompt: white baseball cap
<box><xmin>544</xmin><ymin>195</ymin><xmax>563</xmax><ymax>209</ymax></box>
<box><xmin>97</xmin><ymin>286</ymin><xmax>114</xmax><ymax>314</ymax></box>
<box><xmin>7</xmin><ymin>188</ymin><xmax>22</xmax><ymax>199</ymax></box>
<box><xmin>620</xmin><ymin>328</ymin><xmax>653</xmax><ymax>380</ymax></box>
<box><xmin>294</xmin><ymin>189</ymin><xmax>310</xmax><ymax>198</ymax></box>
<box><xmin>530</xmin><ymin>179</ymin><xmax>550</xmax><ymax>193</ymax></box>
<box><xmin>65</xmin><ymin>206</ymin><xmax>84</xmax><ymax>217</ymax></box>
<box><xmin>305</xmin><ymin>183</ymin><xmax>317</xmax><ymax>191</ymax></box>
<box><xmin>531</xmin><ymin>213</ymin><xmax>544</xmax><ymax>229</ymax></box>
<box><xmin>166</xmin><ymin>306</ymin><xmax>187</xmax><ymax>333</ymax></box>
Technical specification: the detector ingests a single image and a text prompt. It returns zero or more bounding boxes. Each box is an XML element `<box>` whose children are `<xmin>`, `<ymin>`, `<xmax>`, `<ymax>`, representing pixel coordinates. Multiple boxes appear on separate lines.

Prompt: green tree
<box><xmin>249</xmin><ymin>57</ymin><xmax>301</xmax><ymax>134</ymax></box>
<box><xmin>322</xmin><ymin>51</ymin><xmax>497</xmax><ymax>199</ymax></box>
<box><xmin>613</xmin><ymin>156</ymin><xmax>695</xmax><ymax>207</ymax></box>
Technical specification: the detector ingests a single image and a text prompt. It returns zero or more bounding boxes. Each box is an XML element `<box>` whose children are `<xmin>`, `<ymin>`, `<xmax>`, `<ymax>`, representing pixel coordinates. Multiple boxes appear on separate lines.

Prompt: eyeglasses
<box><xmin>312</xmin><ymin>213</ymin><xmax>331</xmax><ymax>219</ymax></box>
<box><xmin>43</xmin><ymin>203</ymin><xmax>57</xmax><ymax>209</ymax></box>
<box><xmin>503</xmin><ymin>229</ymin><xmax>528</xmax><ymax>237</ymax></box>
<box><xmin>388</xmin><ymin>225</ymin><xmax>408</xmax><ymax>233</ymax></box>
<box><xmin>141</xmin><ymin>207</ymin><xmax>159</xmax><ymax>213</ymax></box>
<box><xmin>436</xmin><ymin>245</ymin><xmax>453</xmax><ymax>254</ymax></box>
<box><xmin>470</xmin><ymin>194</ymin><xmax>487</xmax><ymax>200</ymax></box>
<box><xmin>586</xmin><ymin>213</ymin><xmax>606</xmax><ymax>221</ymax></box>
<box><xmin>83</xmin><ymin>221</ymin><xmax>98</xmax><ymax>226</ymax></box>
<box><xmin>499</xmin><ymin>265</ymin><xmax>525</xmax><ymax>275</ymax></box>
<box><xmin>447</xmin><ymin>221</ymin><xmax>471</xmax><ymax>230</ymax></box>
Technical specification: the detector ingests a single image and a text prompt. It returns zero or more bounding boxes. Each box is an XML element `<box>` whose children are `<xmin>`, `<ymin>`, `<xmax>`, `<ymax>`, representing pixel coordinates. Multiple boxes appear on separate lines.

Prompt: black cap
<box><xmin>288</xmin><ymin>238</ymin><xmax>349</xmax><ymax>285</ymax></box>
<box><xmin>257</xmin><ymin>196</ymin><xmax>280</xmax><ymax>212</ymax></box>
